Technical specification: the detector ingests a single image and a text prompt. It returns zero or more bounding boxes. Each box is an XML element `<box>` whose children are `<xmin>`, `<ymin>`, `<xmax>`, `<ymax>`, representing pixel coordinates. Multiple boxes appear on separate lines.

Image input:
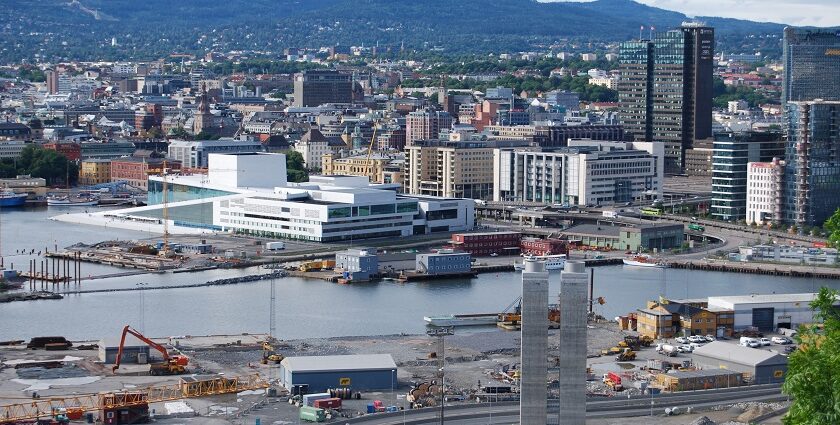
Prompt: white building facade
<box><xmin>746</xmin><ymin>159</ymin><xmax>785</xmax><ymax>225</ymax></box>
<box><xmin>493</xmin><ymin>140</ymin><xmax>663</xmax><ymax>206</ymax></box>
<box><xmin>707</xmin><ymin>293</ymin><xmax>835</xmax><ymax>332</ymax></box>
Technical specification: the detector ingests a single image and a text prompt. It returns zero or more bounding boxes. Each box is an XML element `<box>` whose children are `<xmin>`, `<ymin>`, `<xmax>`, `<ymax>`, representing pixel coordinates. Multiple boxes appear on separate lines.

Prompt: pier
<box><xmin>666</xmin><ymin>259</ymin><xmax>840</xmax><ymax>279</ymax></box>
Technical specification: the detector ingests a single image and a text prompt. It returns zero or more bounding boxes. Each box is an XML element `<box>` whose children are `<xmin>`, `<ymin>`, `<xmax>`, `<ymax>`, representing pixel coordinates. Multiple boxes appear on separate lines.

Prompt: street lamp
<box><xmin>426</xmin><ymin>326</ymin><xmax>454</xmax><ymax>425</ymax></box>
<box><xmin>136</xmin><ymin>282</ymin><xmax>148</xmax><ymax>332</ymax></box>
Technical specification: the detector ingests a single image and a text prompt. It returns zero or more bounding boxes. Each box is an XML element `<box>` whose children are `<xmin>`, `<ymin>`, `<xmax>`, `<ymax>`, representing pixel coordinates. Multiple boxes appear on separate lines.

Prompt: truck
<box><xmin>656</xmin><ymin>343</ymin><xmax>678</xmax><ymax>357</ymax></box>
<box><xmin>615</xmin><ymin>348</ymin><xmax>636</xmax><ymax>361</ymax></box>
<box><xmin>474</xmin><ymin>200</ymin><xmax>487</xmax><ymax>206</ymax></box>
<box><xmin>603</xmin><ymin>372</ymin><xmax>623</xmax><ymax>391</ymax></box>
<box><xmin>265</xmin><ymin>241</ymin><xmax>285</xmax><ymax>251</ymax></box>
<box><xmin>687</xmin><ymin>224</ymin><xmax>705</xmax><ymax>232</ymax></box>
<box><xmin>602</xmin><ymin>210</ymin><xmax>618</xmax><ymax>218</ymax></box>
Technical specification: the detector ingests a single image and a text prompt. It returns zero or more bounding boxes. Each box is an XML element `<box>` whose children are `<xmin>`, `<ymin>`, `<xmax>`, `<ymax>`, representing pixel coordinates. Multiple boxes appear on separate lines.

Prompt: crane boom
<box><xmin>365</xmin><ymin>123</ymin><xmax>378</xmax><ymax>182</ymax></box>
<box><xmin>112</xmin><ymin>325</ymin><xmax>187</xmax><ymax>373</ymax></box>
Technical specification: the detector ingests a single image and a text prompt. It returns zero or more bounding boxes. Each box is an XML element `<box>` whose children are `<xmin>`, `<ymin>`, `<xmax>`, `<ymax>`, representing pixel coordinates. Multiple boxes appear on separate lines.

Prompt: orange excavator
<box><xmin>112</xmin><ymin>325</ymin><xmax>189</xmax><ymax>376</ymax></box>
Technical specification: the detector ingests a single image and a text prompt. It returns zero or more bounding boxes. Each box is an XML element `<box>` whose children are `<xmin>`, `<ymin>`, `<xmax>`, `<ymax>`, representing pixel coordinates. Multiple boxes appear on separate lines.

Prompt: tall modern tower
<box><xmin>558</xmin><ymin>261</ymin><xmax>587</xmax><ymax>425</ymax></box>
<box><xmin>520</xmin><ymin>259</ymin><xmax>548</xmax><ymax>425</ymax></box>
<box><xmin>619</xmin><ymin>23</ymin><xmax>714</xmax><ymax>174</ymax></box>
<box><xmin>783</xmin><ymin>27</ymin><xmax>840</xmax><ymax>102</ymax></box>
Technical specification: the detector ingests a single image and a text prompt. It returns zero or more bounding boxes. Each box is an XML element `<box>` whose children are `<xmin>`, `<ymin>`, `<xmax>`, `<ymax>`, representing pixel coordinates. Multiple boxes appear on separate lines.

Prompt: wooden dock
<box><xmin>666</xmin><ymin>260</ymin><xmax>840</xmax><ymax>279</ymax></box>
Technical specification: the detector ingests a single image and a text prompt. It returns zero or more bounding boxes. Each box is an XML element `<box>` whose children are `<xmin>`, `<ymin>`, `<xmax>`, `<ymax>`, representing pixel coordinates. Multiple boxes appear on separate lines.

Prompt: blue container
<box><xmin>366</xmin><ymin>403</ymin><xmax>375</xmax><ymax>414</ymax></box>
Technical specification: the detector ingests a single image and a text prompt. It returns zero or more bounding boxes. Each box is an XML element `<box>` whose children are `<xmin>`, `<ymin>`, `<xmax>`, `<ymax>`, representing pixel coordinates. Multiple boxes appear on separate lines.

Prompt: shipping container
<box><xmin>302</xmin><ymin>393</ymin><xmax>332</xmax><ymax>407</ymax></box>
<box><xmin>655</xmin><ymin>369</ymin><xmax>744</xmax><ymax>392</ymax></box>
<box><xmin>313</xmin><ymin>398</ymin><xmax>342</xmax><ymax>409</ymax></box>
<box><xmin>265</xmin><ymin>242</ymin><xmax>285</xmax><ymax>251</ymax></box>
<box><xmin>299</xmin><ymin>406</ymin><xmax>326</xmax><ymax>422</ymax></box>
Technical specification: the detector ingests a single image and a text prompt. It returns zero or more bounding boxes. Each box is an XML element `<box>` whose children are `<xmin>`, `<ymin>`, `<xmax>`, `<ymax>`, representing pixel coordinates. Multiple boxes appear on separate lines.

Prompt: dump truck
<box><xmin>600</xmin><ymin>346</ymin><xmax>623</xmax><ymax>356</ymax></box>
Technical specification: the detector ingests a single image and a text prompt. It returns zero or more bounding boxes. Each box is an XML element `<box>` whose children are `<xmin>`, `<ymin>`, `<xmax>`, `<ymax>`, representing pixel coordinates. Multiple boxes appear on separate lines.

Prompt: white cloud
<box><xmin>540</xmin><ymin>0</ymin><xmax>840</xmax><ymax>26</ymax></box>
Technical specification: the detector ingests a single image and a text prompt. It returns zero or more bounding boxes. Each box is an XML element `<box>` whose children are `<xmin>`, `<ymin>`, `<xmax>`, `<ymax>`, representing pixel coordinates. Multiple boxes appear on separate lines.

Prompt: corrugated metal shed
<box><xmin>280</xmin><ymin>354</ymin><xmax>396</xmax><ymax>372</ymax></box>
<box><xmin>692</xmin><ymin>342</ymin><xmax>787</xmax><ymax>367</ymax></box>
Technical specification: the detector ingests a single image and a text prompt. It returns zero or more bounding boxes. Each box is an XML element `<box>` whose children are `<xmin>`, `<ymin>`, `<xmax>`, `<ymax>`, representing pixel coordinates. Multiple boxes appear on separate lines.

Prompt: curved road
<box><xmin>342</xmin><ymin>384</ymin><xmax>786</xmax><ymax>424</ymax></box>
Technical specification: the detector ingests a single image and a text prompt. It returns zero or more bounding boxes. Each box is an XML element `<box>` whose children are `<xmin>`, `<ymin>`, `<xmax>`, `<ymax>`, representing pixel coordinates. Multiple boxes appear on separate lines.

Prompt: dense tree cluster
<box><xmin>0</xmin><ymin>145</ymin><xmax>78</xmax><ymax>186</ymax></box>
<box><xmin>712</xmin><ymin>77</ymin><xmax>776</xmax><ymax>108</ymax></box>
<box><xmin>285</xmin><ymin>151</ymin><xmax>308</xmax><ymax>183</ymax></box>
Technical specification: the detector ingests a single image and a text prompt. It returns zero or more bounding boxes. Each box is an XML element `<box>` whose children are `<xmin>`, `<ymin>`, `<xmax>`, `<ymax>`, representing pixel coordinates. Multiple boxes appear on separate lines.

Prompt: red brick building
<box><xmin>449</xmin><ymin>232</ymin><xmax>521</xmax><ymax>256</ymax></box>
<box><xmin>110</xmin><ymin>158</ymin><xmax>180</xmax><ymax>190</ymax></box>
<box><xmin>520</xmin><ymin>238</ymin><xmax>569</xmax><ymax>256</ymax></box>
<box><xmin>43</xmin><ymin>142</ymin><xmax>81</xmax><ymax>161</ymax></box>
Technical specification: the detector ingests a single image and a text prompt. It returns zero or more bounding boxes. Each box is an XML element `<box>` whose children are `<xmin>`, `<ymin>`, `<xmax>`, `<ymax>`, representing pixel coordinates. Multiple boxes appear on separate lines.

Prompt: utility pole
<box><xmin>426</xmin><ymin>326</ymin><xmax>454</xmax><ymax>425</ymax></box>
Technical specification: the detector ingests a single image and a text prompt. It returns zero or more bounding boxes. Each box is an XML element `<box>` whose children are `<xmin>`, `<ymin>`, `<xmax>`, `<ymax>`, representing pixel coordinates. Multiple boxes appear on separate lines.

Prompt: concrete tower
<box><xmin>558</xmin><ymin>261</ymin><xmax>588</xmax><ymax>425</ymax></box>
<box><xmin>520</xmin><ymin>259</ymin><xmax>548</xmax><ymax>425</ymax></box>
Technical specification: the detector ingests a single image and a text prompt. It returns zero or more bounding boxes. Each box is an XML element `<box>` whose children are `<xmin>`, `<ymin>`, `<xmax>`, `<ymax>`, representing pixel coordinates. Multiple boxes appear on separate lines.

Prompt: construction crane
<box><xmin>364</xmin><ymin>120</ymin><xmax>380</xmax><ymax>182</ymax></box>
<box><xmin>0</xmin><ymin>374</ymin><xmax>268</xmax><ymax>424</ymax></box>
<box><xmin>112</xmin><ymin>325</ymin><xmax>189</xmax><ymax>376</ymax></box>
<box><xmin>146</xmin><ymin>161</ymin><xmax>174</xmax><ymax>257</ymax></box>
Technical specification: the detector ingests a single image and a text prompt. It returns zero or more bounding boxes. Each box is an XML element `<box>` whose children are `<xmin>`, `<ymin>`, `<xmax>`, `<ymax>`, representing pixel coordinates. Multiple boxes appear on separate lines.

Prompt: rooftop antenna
<box><xmin>639</xmin><ymin>25</ymin><xmax>644</xmax><ymax>41</ymax></box>
<box><xmin>649</xmin><ymin>25</ymin><xmax>655</xmax><ymax>40</ymax></box>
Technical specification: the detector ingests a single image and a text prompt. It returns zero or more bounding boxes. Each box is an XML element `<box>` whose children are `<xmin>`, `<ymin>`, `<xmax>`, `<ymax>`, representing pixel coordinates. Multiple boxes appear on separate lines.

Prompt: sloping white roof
<box><xmin>692</xmin><ymin>341</ymin><xmax>787</xmax><ymax>367</ymax></box>
<box><xmin>708</xmin><ymin>293</ymin><xmax>816</xmax><ymax>306</ymax></box>
<box><xmin>281</xmin><ymin>354</ymin><xmax>396</xmax><ymax>373</ymax></box>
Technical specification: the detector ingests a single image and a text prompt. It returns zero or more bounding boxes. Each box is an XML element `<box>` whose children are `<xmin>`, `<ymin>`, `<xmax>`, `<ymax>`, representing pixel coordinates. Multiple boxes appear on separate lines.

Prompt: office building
<box><xmin>405</xmin><ymin>109</ymin><xmax>453</xmax><ymax>147</ymax></box>
<box><xmin>79</xmin><ymin>159</ymin><xmax>113</xmax><ymax>186</ymax></box>
<box><xmin>293</xmin><ymin>70</ymin><xmax>353</xmax><ymax>107</ymax></box>
<box><xmin>784</xmin><ymin>101</ymin><xmax>840</xmax><ymax>227</ymax></box>
<box><xmin>335</xmin><ymin>248</ymin><xmax>379</xmax><ymax>281</ymax></box>
<box><xmin>561</xmin><ymin>222</ymin><xmax>684</xmax><ymax>252</ymax></box>
<box><xmin>746</xmin><ymin>159</ymin><xmax>785</xmax><ymax>226</ymax></box>
<box><xmin>321</xmin><ymin>153</ymin><xmax>402</xmax><ymax>185</ymax></box>
<box><xmin>111</xmin><ymin>158</ymin><xmax>181</xmax><ymax>190</ymax></box>
<box><xmin>711</xmin><ymin>131</ymin><xmax>785</xmax><ymax>221</ymax></box>
<box><xmin>80</xmin><ymin>141</ymin><xmax>136</xmax><ymax>160</ymax></box>
<box><xmin>415</xmin><ymin>252</ymin><xmax>472</xmax><ymax>275</ymax></box>
<box><xmin>294</xmin><ymin>129</ymin><xmax>347</xmax><ymax>172</ymax></box>
<box><xmin>449</xmin><ymin>232</ymin><xmax>522</xmax><ymax>256</ymax></box>
<box><xmin>520</xmin><ymin>259</ymin><xmax>548</xmax><ymax>425</ymax></box>
<box><xmin>405</xmin><ymin>140</ymin><xmax>528</xmax><ymax>200</ymax></box>
<box><xmin>558</xmin><ymin>261</ymin><xmax>587</xmax><ymax>425</ymax></box>
<box><xmin>707</xmin><ymin>293</ymin><xmax>840</xmax><ymax>332</ymax></box>
<box><xmin>532</xmin><ymin>124</ymin><xmax>625</xmax><ymax>148</ymax></box>
<box><xmin>167</xmin><ymin>139</ymin><xmax>262</xmax><ymax>169</ymax></box>
<box><xmin>684</xmin><ymin>138</ymin><xmax>714</xmax><ymax>176</ymax></box>
<box><xmin>494</xmin><ymin>140</ymin><xmax>664</xmax><ymax>206</ymax></box>
<box><xmin>619</xmin><ymin>23</ymin><xmax>715</xmax><ymax>173</ymax></box>
<box><xmin>45</xmin><ymin>69</ymin><xmax>59</xmax><ymax>94</ymax></box>
<box><xmin>782</xmin><ymin>27</ymin><xmax>840</xmax><ymax>102</ymax></box>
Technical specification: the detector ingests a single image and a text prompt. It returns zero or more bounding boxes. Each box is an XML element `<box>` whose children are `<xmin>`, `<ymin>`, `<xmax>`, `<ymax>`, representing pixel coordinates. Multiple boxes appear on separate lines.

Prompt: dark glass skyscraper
<box><xmin>783</xmin><ymin>28</ymin><xmax>840</xmax><ymax>102</ymax></box>
<box><xmin>784</xmin><ymin>101</ymin><xmax>840</xmax><ymax>227</ymax></box>
<box><xmin>619</xmin><ymin>23</ymin><xmax>714</xmax><ymax>174</ymax></box>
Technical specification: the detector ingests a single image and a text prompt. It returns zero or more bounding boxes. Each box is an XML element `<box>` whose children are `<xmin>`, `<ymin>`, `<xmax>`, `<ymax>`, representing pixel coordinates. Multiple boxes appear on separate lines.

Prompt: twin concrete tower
<box><xmin>520</xmin><ymin>259</ymin><xmax>587</xmax><ymax>425</ymax></box>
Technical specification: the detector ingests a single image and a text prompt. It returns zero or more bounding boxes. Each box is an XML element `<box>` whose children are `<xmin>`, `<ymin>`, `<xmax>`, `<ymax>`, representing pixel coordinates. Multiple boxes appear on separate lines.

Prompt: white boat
<box><xmin>47</xmin><ymin>196</ymin><xmax>99</xmax><ymax>207</ymax></box>
<box><xmin>514</xmin><ymin>254</ymin><xmax>567</xmax><ymax>271</ymax></box>
<box><xmin>623</xmin><ymin>255</ymin><xmax>668</xmax><ymax>268</ymax></box>
<box><xmin>424</xmin><ymin>313</ymin><xmax>498</xmax><ymax>327</ymax></box>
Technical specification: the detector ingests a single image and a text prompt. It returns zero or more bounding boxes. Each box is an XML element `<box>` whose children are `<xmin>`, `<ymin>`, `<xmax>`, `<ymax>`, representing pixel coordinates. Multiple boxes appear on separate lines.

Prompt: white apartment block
<box><xmin>746</xmin><ymin>159</ymin><xmax>785</xmax><ymax>225</ymax></box>
<box><xmin>588</xmin><ymin>77</ymin><xmax>618</xmax><ymax>90</ymax></box>
<box><xmin>493</xmin><ymin>139</ymin><xmax>664</xmax><ymax>206</ymax></box>
<box><xmin>405</xmin><ymin>140</ymin><xmax>510</xmax><ymax>200</ymax></box>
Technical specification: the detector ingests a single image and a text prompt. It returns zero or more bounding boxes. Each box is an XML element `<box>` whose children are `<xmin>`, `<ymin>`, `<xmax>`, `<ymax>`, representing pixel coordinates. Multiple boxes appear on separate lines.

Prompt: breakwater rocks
<box><xmin>0</xmin><ymin>291</ymin><xmax>63</xmax><ymax>303</ymax></box>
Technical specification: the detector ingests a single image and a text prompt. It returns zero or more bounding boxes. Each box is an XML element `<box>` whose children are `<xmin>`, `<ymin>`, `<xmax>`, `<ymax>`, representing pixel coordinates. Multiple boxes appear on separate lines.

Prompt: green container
<box><xmin>299</xmin><ymin>406</ymin><xmax>326</xmax><ymax>422</ymax></box>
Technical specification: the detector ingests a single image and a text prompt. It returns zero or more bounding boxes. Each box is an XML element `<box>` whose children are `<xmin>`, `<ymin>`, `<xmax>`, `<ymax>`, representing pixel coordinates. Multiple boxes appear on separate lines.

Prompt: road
<box><xmin>341</xmin><ymin>384</ymin><xmax>786</xmax><ymax>424</ymax></box>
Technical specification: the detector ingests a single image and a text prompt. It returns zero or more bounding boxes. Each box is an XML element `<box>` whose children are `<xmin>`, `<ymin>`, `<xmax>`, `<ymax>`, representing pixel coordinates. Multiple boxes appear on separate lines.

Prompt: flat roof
<box><xmin>562</xmin><ymin>224</ymin><xmax>621</xmax><ymax>237</ymax></box>
<box><xmin>708</xmin><ymin>293</ymin><xmax>817</xmax><ymax>305</ymax></box>
<box><xmin>281</xmin><ymin>354</ymin><xmax>396</xmax><ymax>373</ymax></box>
<box><xmin>692</xmin><ymin>341</ymin><xmax>788</xmax><ymax>367</ymax></box>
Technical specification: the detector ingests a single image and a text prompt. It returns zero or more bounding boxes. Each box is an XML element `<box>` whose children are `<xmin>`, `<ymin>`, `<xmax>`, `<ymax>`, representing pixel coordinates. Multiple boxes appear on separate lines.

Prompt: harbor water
<box><xmin>1</xmin><ymin>208</ymin><xmax>838</xmax><ymax>341</ymax></box>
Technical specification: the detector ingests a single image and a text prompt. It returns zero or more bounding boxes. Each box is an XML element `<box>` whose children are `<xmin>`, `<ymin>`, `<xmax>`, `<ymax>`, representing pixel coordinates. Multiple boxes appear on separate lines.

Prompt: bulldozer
<box><xmin>615</xmin><ymin>348</ymin><xmax>636</xmax><ymax>361</ymax></box>
<box><xmin>261</xmin><ymin>341</ymin><xmax>284</xmax><ymax>364</ymax></box>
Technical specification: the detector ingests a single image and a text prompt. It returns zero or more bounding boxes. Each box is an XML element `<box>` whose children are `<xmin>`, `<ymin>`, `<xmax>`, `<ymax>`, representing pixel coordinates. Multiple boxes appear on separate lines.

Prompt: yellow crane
<box><xmin>0</xmin><ymin>374</ymin><xmax>268</xmax><ymax>423</ymax></box>
<box><xmin>364</xmin><ymin>121</ymin><xmax>380</xmax><ymax>182</ymax></box>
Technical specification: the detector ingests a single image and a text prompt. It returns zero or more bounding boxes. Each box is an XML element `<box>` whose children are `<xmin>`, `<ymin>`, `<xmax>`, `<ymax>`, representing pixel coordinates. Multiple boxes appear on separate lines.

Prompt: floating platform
<box><xmin>398</xmin><ymin>271</ymin><xmax>478</xmax><ymax>282</ymax></box>
<box><xmin>667</xmin><ymin>260</ymin><xmax>840</xmax><ymax>279</ymax></box>
<box><xmin>424</xmin><ymin>313</ymin><xmax>498</xmax><ymax>327</ymax></box>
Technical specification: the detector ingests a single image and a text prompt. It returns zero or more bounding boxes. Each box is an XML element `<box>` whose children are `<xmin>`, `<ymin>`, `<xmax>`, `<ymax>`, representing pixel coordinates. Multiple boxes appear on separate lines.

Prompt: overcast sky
<box><xmin>542</xmin><ymin>0</ymin><xmax>840</xmax><ymax>27</ymax></box>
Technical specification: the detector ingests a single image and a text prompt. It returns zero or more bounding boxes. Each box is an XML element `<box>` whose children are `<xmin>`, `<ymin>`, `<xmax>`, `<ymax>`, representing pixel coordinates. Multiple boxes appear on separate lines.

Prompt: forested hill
<box><xmin>1</xmin><ymin>0</ymin><xmax>786</xmax><ymax>62</ymax></box>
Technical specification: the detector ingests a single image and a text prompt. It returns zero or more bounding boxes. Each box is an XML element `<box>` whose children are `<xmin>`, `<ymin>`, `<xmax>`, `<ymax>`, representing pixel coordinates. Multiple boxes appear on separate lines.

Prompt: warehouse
<box><xmin>692</xmin><ymin>342</ymin><xmax>788</xmax><ymax>384</ymax></box>
<box><xmin>707</xmin><ymin>293</ymin><xmax>835</xmax><ymax>332</ymax></box>
<box><xmin>279</xmin><ymin>354</ymin><xmax>398</xmax><ymax>393</ymax></box>
<box><xmin>655</xmin><ymin>369</ymin><xmax>744</xmax><ymax>392</ymax></box>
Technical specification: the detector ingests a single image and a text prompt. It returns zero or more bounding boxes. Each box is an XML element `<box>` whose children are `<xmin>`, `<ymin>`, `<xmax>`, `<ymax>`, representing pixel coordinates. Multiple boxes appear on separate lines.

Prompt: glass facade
<box><xmin>147</xmin><ymin>180</ymin><xmax>235</xmax><ymax>205</ymax></box>
<box><xmin>784</xmin><ymin>101</ymin><xmax>840</xmax><ymax>226</ymax></box>
<box><xmin>783</xmin><ymin>28</ymin><xmax>840</xmax><ymax>102</ymax></box>
<box><xmin>712</xmin><ymin>132</ymin><xmax>784</xmax><ymax>221</ymax></box>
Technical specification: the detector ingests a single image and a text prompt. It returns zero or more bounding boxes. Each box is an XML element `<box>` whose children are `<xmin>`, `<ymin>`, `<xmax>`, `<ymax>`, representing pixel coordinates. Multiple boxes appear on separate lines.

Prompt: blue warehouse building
<box><xmin>279</xmin><ymin>354</ymin><xmax>398</xmax><ymax>393</ymax></box>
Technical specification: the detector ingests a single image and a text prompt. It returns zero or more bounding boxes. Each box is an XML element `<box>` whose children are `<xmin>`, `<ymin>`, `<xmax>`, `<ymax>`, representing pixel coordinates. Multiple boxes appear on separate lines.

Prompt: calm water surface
<box><xmin>0</xmin><ymin>208</ymin><xmax>836</xmax><ymax>341</ymax></box>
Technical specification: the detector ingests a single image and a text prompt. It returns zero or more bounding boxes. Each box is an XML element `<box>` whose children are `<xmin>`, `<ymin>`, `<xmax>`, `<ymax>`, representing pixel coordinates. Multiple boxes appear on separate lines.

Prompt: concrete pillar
<box><xmin>520</xmin><ymin>259</ymin><xmax>548</xmax><ymax>425</ymax></box>
<box><xmin>558</xmin><ymin>261</ymin><xmax>588</xmax><ymax>425</ymax></box>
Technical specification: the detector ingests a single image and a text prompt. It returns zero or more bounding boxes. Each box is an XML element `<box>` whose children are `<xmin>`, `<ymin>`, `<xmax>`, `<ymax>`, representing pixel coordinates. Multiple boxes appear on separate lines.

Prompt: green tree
<box><xmin>823</xmin><ymin>208</ymin><xmax>840</xmax><ymax>248</ymax></box>
<box><xmin>783</xmin><ymin>287</ymin><xmax>840</xmax><ymax>424</ymax></box>
<box><xmin>285</xmin><ymin>150</ymin><xmax>308</xmax><ymax>182</ymax></box>
<box><xmin>10</xmin><ymin>145</ymin><xmax>78</xmax><ymax>185</ymax></box>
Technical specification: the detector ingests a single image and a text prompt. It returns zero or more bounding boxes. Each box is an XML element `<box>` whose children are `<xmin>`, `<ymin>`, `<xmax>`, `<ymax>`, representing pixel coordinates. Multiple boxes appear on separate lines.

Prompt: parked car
<box><xmin>771</xmin><ymin>336</ymin><xmax>791</xmax><ymax>345</ymax></box>
<box><xmin>704</xmin><ymin>335</ymin><xmax>716</xmax><ymax>342</ymax></box>
<box><xmin>675</xmin><ymin>336</ymin><xmax>688</xmax><ymax>344</ymax></box>
<box><xmin>759</xmin><ymin>338</ymin><xmax>772</xmax><ymax>346</ymax></box>
<box><xmin>688</xmin><ymin>335</ymin><xmax>705</xmax><ymax>344</ymax></box>
<box><xmin>677</xmin><ymin>345</ymin><xmax>693</xmax><ymax>353</ymax></box>
<box><xmin>689</xmin><ymin>342</ymin><xmax>704</xmax><ymax>351</ymax></box>
<box><xmin>490</xmin><ymin>253</ymin><xmax>498</xmax><ymax>257</ymax></box>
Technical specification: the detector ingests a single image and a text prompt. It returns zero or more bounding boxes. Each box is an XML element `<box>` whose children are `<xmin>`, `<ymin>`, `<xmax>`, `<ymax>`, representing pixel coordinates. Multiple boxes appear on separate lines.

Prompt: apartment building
<box><xmin>746</xmin><ymin>158</ymin><xmax>785</xmax><ymax>226</ymax></box>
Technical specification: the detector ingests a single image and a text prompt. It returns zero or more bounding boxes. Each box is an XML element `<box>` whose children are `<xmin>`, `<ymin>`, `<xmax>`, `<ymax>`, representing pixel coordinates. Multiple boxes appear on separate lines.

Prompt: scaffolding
<box><xmin>0</xmin><ymin>374</ymin><xmax>268</xmax><ymax>423</ymax></box>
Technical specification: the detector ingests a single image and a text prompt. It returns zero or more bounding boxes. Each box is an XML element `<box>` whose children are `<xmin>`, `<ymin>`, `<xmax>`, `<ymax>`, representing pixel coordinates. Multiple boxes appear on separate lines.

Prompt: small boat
<box><xmin>423</xmin><ymin>313</ymin><xmax>499</xmax><ymax>327</ymax></box>
<box><xmin>0</xmin><ymin>190</ymin><xmax>26</xmax><ymax>207</ymax></box>
<box><xmin>47</xmin><ymin>196</ymin><xmax>99</xmax><ymax>207</ymax></box>
<box><xmin>514</xmin><ymin>254</ymin><xmax>567</xmax><ymax>271</ymax></box>
<box><xmin>623</xmin><ymin>255</ymin><xmax>668</xmax><ymax>268</ymax></box>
